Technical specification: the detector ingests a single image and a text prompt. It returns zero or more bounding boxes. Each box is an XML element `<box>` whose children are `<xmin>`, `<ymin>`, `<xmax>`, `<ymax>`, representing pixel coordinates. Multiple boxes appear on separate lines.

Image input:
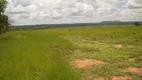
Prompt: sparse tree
<box><xmin>0</xmin><ymin>0</ymin><xmax>9</xmax><ymax>34</ymax></box>
<box><xmin>134</xmin><ymin>22</ymin><xmax>140</xmax><ymax>26</ymax></box>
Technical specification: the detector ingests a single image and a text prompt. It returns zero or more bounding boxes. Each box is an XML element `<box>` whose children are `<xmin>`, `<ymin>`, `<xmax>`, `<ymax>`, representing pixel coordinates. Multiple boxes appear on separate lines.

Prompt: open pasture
<box><xmin>0</xmin><ymin>25</ymin><xmax>142</xmax><ymax>80</ymax></box>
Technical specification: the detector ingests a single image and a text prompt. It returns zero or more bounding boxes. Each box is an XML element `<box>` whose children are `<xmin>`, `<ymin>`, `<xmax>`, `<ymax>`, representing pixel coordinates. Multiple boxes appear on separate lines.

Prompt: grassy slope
<box><xmin>0</xmin><ymin>25</ymin><xmax>142</xmax><ymax>80</ymax></box>
<box><xmin>0</xmin><ymin>30</ymin><xmax>80</xmax><ymax>80</ymax></box>
<box><xmin>63</xmin><ymin>25</ymin><xmax>142</xmax><ymax>80</ymax></box>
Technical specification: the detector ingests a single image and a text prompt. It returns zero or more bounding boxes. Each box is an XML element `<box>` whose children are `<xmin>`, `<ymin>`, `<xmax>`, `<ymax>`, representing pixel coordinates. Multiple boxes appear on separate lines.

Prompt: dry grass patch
<box><xmin>112</xmin><ymin>76</ymin><xmax>134</xmax><ymax>80</ymax></box>
<box><xmin>72</xmin><ymin>59</ymin><xmax>104</xmax><ymax>68</ymax></box>
<box><xmin>88</xmin><ymin>40</ymin><xmax>96</xmax><ymax>43</ymax></box>
<box><xmin>93</xmin><ymin>77</ymin><xmax>106</xmax><ymax>80</ymax></box>
<box><xmin>0</xmin><ymin>34</ymin><xmax>26</xmax><ymax>39</ymax></box>
<box><xmin>87</xmin><ymin>76</ymin><xmax>134</xmax><ymax>80</ymax></box>
<box><xmin>127</xmin><ymin>45</ymin><xmax>133</xmax><ymax>48</ymax></box>
<box><xmin>87</xmin><ymin>40</ymin><xmax>105</xmax><ymax>44</ymax></box>
<box><xmin>113</xmin><ymin>44</ymin><xmax>134</xmax><ymax>49</ymax></box>
<box><xmin>114</xmin><ymin>44</ymin><xmax>123</xmax><ymax>48</ymax></box>
<box><xmin>87</xmin><ymin>75</ymin><xmax>95</xmax><ymax>80</ymax></box>
<box><xmin>10</xmin><ymin>34</ymin><xmax>26</xmax><ymax>38</ymax></box>
<box><xmin>128</xmin><ymin>58</ymin><xmax>135</xmax><ymax>61</ymax></box>
<box><xmin>86</xmin><ymin>74</ymin><xmax>106</xmax><ymax>80</ymax></box>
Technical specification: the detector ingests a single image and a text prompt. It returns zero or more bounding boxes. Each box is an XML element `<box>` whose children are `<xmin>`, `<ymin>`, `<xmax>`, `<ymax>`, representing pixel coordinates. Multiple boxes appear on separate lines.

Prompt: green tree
<box><xmin>134</xmin><ymin>22</ymin><xmax>140</xmax><ymax>26</ymax></box>
<box><xmin>0</xmin><ymin>0</ymin><xmax>9</xmax><ymax>34</ymax></box>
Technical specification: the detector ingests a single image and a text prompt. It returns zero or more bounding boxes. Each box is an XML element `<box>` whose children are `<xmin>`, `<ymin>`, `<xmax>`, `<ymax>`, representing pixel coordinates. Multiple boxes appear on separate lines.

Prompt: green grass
<box><xmin>63</xmin><ymin>25</ymin><xmax>142</xmax><ymax>80</ymax></box>
<box><xmin>0</xmin><ymin>30</ymin><xmax>80</xmax><ymax>80</ymax></box>
<box><xmin>0</xmin><ymin>25</ymin><xmax>142</xmax><ymax>80</ymax></box>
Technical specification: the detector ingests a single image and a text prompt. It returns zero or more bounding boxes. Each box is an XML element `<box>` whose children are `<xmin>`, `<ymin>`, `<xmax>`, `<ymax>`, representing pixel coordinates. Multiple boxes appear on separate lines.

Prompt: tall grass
<box><xmin>0</xmin><ymin>25</ymin><xmax>142</xmax><ymax>80</ymax></box>
<box><xmin>0</xmin><ymin>30</ymin><xmax>80</xmax><ymax>80</ymax></box>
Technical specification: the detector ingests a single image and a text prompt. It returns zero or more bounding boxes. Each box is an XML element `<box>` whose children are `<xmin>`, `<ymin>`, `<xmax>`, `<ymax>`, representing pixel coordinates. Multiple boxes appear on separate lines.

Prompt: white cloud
<box><xmin>5</xmin><ymin>0</ymin><xmax>142</xmax><ymax>25</ymax></box>
<box><xmin>51</xmin><ymin>10</ymin><xmax>62</xmax><ymax>19</ymax></box>
<box><xmin>126</xmin><ymin>0</ymin><xmax>142</xmax><ymax>8</ymax></box>
<box><xmin>119</xmin><ymin>8</ymin><xmax>142</xmax><ymax>21</ymax></box>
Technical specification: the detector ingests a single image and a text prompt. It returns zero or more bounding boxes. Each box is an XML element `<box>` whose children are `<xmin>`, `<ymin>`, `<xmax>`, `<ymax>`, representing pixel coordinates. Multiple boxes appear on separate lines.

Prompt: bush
<box><xmin>134</xmin><ymin>22</ymin><xmax>140</xmax><ymax>26</ymax></box>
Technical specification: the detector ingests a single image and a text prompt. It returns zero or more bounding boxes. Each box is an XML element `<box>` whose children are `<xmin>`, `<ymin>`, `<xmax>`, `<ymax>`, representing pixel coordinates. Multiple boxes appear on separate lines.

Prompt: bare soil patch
<box><xmin>72</xmin><ymin>59</ymin><xmax>104</xmax><ymax>68</ymax></box>
<box><xmin>123</xmin><ymin>67</ymin><xmax>142</xmax><ymax>75</ymax></box>
<box><xmin>112</xmin><ymin>76</ymin><xmax>134</xmax><ymax>80</ymax></box>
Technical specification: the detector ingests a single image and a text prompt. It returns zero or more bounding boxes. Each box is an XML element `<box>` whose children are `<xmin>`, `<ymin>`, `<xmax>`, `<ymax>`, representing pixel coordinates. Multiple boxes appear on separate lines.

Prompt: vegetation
<box><xmin>135</xmin><ymin>22</ymin><xmax>140</xmax><ymax>26</ymax></box>
<box><xmin>0</xmin><ymin>25</ymin><xmax>142</xmax><ymax>80</ymax></box>
<box><xmin>10</xmin><ymin>21</ymin><xmax>142</xmax><ymax>31</ymax></box>
<box><xmin>0</xmin><ymin>0</ymin><xmax>9</xmax><ymax>34</ymax></box>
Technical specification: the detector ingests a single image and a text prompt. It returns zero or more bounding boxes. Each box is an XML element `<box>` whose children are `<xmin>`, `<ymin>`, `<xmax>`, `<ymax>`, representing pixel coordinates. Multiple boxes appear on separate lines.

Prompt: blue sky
<box><xmin>116</xmin><ymin>1</ymin><xmax>126</xmax><ymax>9</ymax></box>
<box><xmin>5</xmin><ymin>0</ymin><xmax>142</xmax><ymax>25</ymax></box>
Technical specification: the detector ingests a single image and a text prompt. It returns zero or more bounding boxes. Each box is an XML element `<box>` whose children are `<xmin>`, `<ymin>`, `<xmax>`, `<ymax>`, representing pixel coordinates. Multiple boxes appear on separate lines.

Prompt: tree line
<box><xmin>0</xmin><ymin>0</ymin><xmax>9</xmax><ymax>34</ymax></box>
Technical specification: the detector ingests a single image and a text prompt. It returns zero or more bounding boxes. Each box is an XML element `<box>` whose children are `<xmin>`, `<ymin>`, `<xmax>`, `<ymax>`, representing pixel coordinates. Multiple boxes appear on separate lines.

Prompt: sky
<box><xmin>5</xmin><ymin>0</ymin><xmax>142</xmax><ymax>25</ymax></box>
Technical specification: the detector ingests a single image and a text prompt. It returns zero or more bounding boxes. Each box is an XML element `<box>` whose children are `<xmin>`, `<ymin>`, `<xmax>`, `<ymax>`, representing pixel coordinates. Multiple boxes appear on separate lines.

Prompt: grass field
<box><xmin>0</xmin><ymin>25</ymin><xmax>142</xmax><ymax>80</ymax></box>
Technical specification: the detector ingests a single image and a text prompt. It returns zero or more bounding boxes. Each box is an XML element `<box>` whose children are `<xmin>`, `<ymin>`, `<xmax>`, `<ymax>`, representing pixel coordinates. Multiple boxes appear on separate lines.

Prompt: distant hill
<box><xmin>10</xmin><ymin>21</ymin><xmax>142</xmax><ymax>30</ymax></box>
<box><xmin>100</xmin><ymin>21</ymin><xmax>122</xmax><ymax>24</ymax></box>
<box><xmin>100</xmin><ymin>21</ymin><xmax>142</xmax><ymax>25</ymax></box>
